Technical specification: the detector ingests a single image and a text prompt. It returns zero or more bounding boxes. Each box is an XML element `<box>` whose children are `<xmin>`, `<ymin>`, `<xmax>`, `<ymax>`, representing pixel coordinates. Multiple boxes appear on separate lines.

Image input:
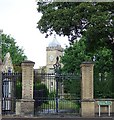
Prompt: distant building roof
<box><xmin>48</xmin><ymin>35</ymin><xmax>61</xmax><ymax>47</ymax></box>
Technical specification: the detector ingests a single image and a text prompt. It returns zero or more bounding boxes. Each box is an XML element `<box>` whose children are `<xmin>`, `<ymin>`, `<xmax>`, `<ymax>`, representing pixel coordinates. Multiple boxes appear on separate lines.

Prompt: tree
<box><xmin>1</xmin><ymin>33</ymin><xmax>27</xmax><ymax>99</ymax></box>
<box><xmin>1</xmin><ymin>34</ymin><xmax>27</xmax><ymax>68</ymax></box>
<box><xmin>61</xmin><ymin>37</ymin><xmax>112</xmax><ymax>98</ymax></box>
<box><xmin>61</xmin><ymin>37</ymin><xmax>92</xmax><ymax>73</ymax></box>
<box><xmin>37</xmin><ymin>2</ymin><xmax>114</xmax><ymax>96</ymax></box>
<box><xmin>37</xmin><ymin>3</ymin><xmax>113</xmax><ymax>42</ymax></box>
<box><xmin>37</xmin><ymin>2</ymin><xmax>113</xmax><ymax>62</ymax></box>
<box><xmin>61</xmin><ymin>36</ymin><xmax>112</xmax><ymax>73</ymax></box>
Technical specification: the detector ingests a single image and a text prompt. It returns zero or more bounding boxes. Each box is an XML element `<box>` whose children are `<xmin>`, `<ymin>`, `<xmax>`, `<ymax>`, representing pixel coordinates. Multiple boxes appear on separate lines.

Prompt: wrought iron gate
<box><xmin>2</xmin><ymin>72</ymin><xmax>22</xmax><ymax>115</ymax></box>
<box><xmin>34</xmin><ymin>72</ymin><xmax>81</xmax><ymax>116</ymax></box>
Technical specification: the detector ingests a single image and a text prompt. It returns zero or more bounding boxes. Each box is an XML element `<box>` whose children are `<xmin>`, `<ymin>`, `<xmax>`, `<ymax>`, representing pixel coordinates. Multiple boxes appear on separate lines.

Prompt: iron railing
<box><xmin>34</xmin><ymin>73</ymin><xmax>81</xmax><ymax>116</ymax></box>
<box><xmin>94</xmin><ymin>71</ymin><xmax>112</xmax><ymax>99</ymax></box>
<box><xmin>2</xmin><ymin>72</ymin><xmax>22</xmax><ymax>115</ymax></box>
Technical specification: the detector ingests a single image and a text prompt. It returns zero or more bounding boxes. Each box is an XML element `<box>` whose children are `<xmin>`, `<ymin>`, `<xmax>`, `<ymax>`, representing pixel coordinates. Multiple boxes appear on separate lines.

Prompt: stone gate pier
<box><xmin>16</xmin><ymin>60</ymin><xmax>35</xmax><ymax>116</ymax></box>
<box><xmin>81</xmin><ymin>62</ymin><xmax>95</xmax><ymax>117</ymax></box>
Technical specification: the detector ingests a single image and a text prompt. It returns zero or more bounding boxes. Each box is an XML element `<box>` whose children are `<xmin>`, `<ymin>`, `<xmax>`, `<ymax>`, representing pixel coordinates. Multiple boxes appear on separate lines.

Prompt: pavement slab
<box><xmin>2</xmin><ymin>116</ymin><xmax>114</xmax><ymax>120</ymax></box>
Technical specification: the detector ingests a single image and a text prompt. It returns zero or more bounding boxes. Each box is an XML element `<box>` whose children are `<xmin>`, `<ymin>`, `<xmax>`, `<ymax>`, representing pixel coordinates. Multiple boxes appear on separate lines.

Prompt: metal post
<box><xmin>0</xmin><ymin>29</ymin><xmax>3</xmax><ymax>61</ymax></box>
<box><xmin>109</xmin><ymin>105</ymin><xmax>110</xmax><ymax>116</ymax></box>
<box><xmin>55</xmin><ymin>74</ymin><xmax>58</xmax><ymax>113</ymax></box>
<box><xmin>53</xmin><ymin>56</ymin><xmax>61</xmax><ymax>113</ymax></box>
<box><xmin>99</xmin><ymin>105</ymin><xmax>100</xmax><ymax>117</ymax></box>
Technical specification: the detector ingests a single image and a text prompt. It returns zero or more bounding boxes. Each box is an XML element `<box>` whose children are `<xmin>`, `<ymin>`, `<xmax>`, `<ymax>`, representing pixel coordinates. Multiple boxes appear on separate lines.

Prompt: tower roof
<box><xmin>48</xmin><ymin>35</ymin><xmax>61</xmax><ymax>47</ymax></box>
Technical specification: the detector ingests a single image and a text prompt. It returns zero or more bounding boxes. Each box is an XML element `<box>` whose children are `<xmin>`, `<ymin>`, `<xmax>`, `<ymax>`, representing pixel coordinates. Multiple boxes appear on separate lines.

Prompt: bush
<box><xmin>48</xmin><ymin>91</ymin><xmax>56</xmax><ymax>99</ymax></box>
<box><xmin>34</xmin><ymin>83</ymin><xmax>49</xmax><ymax>107</ymax></box>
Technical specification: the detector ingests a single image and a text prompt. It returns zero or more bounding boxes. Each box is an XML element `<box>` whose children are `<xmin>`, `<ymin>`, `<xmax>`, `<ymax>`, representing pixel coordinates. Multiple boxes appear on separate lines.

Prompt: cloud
<box><xmin>0</xmin><ymin>0</ymin><xmax>69</xmax><ymax>68</ymax></box>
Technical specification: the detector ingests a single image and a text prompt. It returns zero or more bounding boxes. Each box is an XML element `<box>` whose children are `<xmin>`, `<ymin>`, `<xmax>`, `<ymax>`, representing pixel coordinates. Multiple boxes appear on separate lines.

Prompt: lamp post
<box><xmin>53</xmin><ymin>56</ymin><xmax>61</xmax><ymax>113</ymax></box>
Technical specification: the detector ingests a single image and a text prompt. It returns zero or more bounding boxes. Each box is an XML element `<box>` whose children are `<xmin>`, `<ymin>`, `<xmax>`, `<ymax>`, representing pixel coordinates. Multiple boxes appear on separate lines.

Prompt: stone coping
<box><xmin>16</xmin><ymin>99</ymin><xmax>35</xmax><ymax>102</ymax></box>
<box><xmin>81</xmin><ymin>99</ymin><xmax>95</xmax><ymax>102</ymax></box>
<box><xmin>22</xmin><ymin>60</ymin><xmax>35</xmax><ymax>64</ymax></box>
<box><xmin>82</xmin><ymin>61</ymin><xmax>94</xmax><ymax>64</ymax></box>
<box><xmin>21</xmin><ymin>60</ymin><xmax>35</xmax><ymax>66</ymax></box>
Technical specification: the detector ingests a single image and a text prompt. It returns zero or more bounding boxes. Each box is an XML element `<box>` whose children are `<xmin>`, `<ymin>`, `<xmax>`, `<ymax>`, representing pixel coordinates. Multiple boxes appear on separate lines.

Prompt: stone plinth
<box><xmin>80</xmin><ymin>62</ymin><xmax>95</xmax><ymax>117</ymax></box>
<box><xmin>16</xmin><ymin>99</ymin><xmax>34</xmax><ymax>116</ymax></box>
<box><xmin>16</xmin><ymin>60</ymin><xmax>35</xmax><ymax>116</ymax></box>
<box><xmin>81</xmin><ymin>99</ymin><xmax>95</xmax><ymax>117</ymax></box>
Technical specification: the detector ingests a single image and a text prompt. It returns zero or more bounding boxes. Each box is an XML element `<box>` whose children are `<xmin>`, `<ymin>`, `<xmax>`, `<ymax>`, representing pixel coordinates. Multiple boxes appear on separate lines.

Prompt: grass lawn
<box><xmin>41</xmin><ymin>99</ymin><xmax>80</xmax><ymax>111</ymax></box>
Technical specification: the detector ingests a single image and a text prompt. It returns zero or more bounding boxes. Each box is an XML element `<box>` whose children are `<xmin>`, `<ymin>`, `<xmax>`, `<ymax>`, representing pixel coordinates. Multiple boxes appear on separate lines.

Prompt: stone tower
<box><xmin>2</xmin><ymin>52</ymin><xmax>14</xmax><ymax>72</ymax></box>
<box><xmin>46</xmin><ymin>36</ymin><xmax>63</xmax><ymax>73</ymax></box>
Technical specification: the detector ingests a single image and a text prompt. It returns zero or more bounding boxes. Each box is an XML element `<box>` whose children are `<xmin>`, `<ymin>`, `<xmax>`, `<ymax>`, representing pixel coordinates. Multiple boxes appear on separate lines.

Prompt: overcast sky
<box><xmin>0</xmin><ymin>0</ymin><xmax>69</xmax><ymax>68</ymax></box>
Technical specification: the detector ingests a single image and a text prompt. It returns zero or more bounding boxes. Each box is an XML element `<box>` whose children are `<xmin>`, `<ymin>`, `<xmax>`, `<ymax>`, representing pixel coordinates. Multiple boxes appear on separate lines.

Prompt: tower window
<box><xmin>51</xmin><ymin>82</ymin><xmax>53</xmax><ymax>87</ymax></box>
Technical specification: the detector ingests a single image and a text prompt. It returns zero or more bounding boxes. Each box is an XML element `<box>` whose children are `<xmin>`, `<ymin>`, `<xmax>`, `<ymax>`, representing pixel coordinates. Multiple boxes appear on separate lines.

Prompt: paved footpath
<box><xmin>2</xmin><ymin>116</ymin><xmax>114</xmax><ymax>120</ymax></box>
